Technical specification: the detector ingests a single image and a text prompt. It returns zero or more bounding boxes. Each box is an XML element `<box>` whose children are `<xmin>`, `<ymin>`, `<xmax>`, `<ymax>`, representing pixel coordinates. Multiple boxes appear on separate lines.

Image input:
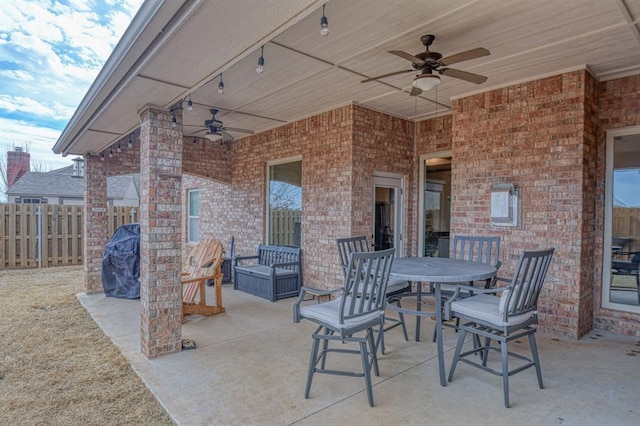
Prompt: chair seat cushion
<box><xmin>299</xmin><ymin>297</ymin><xmax>382</xmax><ymax>330</ymax></box>
<box><xmin>234</xmin><ymin>264</ymin><xmax>298</xmax><ymax>278</ymax></box>
<box><xmin>451</xmin><ymin>294</ymin><xmax>534</xmax><ymax>327</ymax></box>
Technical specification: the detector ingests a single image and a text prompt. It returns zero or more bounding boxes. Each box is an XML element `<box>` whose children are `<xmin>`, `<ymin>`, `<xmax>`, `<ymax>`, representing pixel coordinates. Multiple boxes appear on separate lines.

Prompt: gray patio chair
<box><xmin>433</xmin><ymin>235</ymin><xmax>501</xmax><ymax>341</ymax></box>
<box><xmin>336</xmin><ymin>236</ymin><xmax>409</xmax><ymax>353</ymax></box>
<box><xmin>611</xmin><ymin>251</ymin><xmax>640</xmax><ymax>304</ymax></box>
<box><xmin>293</xmin><ymin>248</ymin><xmax>395</xmax><ymax>407</ymax></box>
<box><xmin>445</xmin><ymin>248</ymin><xmax>555</xmax><ymax>408</ymax></box>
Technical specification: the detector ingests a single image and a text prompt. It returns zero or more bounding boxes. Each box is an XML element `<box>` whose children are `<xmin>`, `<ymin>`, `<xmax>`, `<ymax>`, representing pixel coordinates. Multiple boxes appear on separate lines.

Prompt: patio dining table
<box><xmin>388</xmin><ymin>256</ymin><xmax>497</xmax><ymax>386</ymax></box>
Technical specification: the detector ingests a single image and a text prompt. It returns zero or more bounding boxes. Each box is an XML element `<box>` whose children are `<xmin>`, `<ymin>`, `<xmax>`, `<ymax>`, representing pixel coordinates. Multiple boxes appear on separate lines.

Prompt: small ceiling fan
<box><xmin>190</xmin><ymin>108</ymin><xmax>254</xmax><ymax>142</ymax></box>
<box><xmin>362</xmin><ymin>34</ymin><xmax>490</xmax><ymax>95</ymax></box>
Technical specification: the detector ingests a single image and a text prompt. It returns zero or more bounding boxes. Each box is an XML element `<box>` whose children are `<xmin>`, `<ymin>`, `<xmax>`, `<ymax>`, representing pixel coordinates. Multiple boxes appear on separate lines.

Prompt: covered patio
<box><xmin>78</xmin><ymin>284</ymin><xmax>640</xmax><ymax>424</ymax></box>
<box><xmin>53</xmin><ymin>0</ymin><xmax>640</xmax><ymax>360</ymax></box>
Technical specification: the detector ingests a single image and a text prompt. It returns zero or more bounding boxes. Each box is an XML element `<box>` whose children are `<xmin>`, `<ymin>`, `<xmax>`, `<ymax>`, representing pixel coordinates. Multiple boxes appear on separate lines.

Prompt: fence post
<box><xmin>36</xmin><ymin>205</ymin><xmax>42</xmax><ymax>268</ymax></box>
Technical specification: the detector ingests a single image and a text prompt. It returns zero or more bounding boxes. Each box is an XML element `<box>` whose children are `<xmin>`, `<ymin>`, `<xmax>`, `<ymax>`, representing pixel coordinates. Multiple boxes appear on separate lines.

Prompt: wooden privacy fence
<box><xmin>0</xmin><ymin>204</ymin><xmax>138</xmax><ymax>269</ymax></box>
<box><xmin>613</xmin><ymin>207</ymin><xmax>640</xmax><ymax>252</ymax></box>
<box><xmin>270</xmin><ymin>209</ymin><xmax>301</xmax><ymax>246</ymax></box>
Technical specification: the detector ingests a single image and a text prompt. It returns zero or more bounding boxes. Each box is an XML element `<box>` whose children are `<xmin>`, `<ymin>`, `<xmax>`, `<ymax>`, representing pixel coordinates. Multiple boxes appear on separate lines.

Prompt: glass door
<box><xmin>373</xmin><ymin>174</ymin><xmax>403</xmax><ymax>256</ymax></box>
<box><xmin>419</xmin><ymin>153</ymin><xmax>452</xmax><ymax>257</ymax></box>
<box><xmin>603</xmin><ymin>127</ymin><xmax>640</xmax><ymax>312</ymax></box>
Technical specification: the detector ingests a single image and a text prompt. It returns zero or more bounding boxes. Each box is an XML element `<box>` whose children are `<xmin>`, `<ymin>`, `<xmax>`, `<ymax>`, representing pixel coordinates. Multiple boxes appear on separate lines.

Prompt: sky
<box><xmin>0</xmin><ymin>0</ymin><xmax>144</xmax><ymax>170</ymax></box>
<box><xmin>615</xmin><ymin>169</ymin><xmax>640</xmax><ymax>208</ymax></box>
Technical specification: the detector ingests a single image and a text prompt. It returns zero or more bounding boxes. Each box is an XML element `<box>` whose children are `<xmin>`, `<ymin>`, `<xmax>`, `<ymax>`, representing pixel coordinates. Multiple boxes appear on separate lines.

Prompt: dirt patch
<box><xmin>0</xmin><ymin>266</ymin><xmax>172</xmax><ymax>425</ymax></box>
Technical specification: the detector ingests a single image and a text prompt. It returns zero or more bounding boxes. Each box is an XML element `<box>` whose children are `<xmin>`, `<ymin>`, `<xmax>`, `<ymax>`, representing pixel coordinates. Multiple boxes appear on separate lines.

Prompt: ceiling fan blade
<box><xmin>223</xmin><ymin>127</ymin><xmax>254</xmax><ymax>135</ymax></box>
<box><xmin>409</xmin><ymin>86</ymin><xmax>423</xmax><ymax>96</ymax></box>
<box><xmin>440</xmin><ymin>68</ymin><xmax>488</xmax><ymax>84</ymax></box>
<box><xmin>361</xmin><ymin>69</ymin><xmax>414</xmax><ymax>83</ymax></box>
<box><xmin>439</xmin><ymin>47</ymin><xmax>489</xmax><ymax>66</ymax></box>
<box><xmin>220</xmin><ymin>130</ymin><xmax>234</xmax><ymax>141</ymax></box>
<box><xmin>388</xmin><ymin>50</ymin><xmax>424</xmax><ymax>64</ymax></box>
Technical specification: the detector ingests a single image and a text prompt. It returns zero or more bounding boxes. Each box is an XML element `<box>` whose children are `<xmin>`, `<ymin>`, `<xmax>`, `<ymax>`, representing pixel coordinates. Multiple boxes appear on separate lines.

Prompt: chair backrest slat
<box><xmin>451</xmin><ymin>235</ymin><xmax>500</xmax><ymax>268</ymax></box>
<box><xmin>503</xmin><ymin>248</ymin><xmax>554</xmax><ymax>319</ymax></box>
<box><xmin>336</xmin><ymin>236</ymin><xmax>371</xmax><ymax>277</ymax></box>
<box><xmin>340</xmin><ymin>248</ymin><xmax>394</xmax><ymax>324</ymax></box>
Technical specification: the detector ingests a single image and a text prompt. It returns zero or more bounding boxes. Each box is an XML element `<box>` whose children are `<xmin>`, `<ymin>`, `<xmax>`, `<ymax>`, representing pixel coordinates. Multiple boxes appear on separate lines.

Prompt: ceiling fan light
<box><xmin>205</xmin><ymin>132</ymin><xmax>223</xmax><ymax>142</ymax></box>
<box><xmin>256</xmin><ymin>46</ymin><xmax>265</xmax><ymax>74</ymax></box>
<box><xmin>412</xmin><ymin>74</ymin><xmax>441</xmax><ymax>92</ymax></box>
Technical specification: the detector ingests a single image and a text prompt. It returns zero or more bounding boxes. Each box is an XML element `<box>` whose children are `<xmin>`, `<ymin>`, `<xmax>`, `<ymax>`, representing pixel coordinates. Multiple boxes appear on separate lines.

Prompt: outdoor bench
<box><xmin>233</xmin><ymin>245</ymin><xmax>302</xmax><ymax>302</ymax></box>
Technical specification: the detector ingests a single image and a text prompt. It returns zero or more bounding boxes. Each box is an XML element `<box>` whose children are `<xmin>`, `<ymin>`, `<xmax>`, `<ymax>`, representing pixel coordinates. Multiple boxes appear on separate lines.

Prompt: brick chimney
<box><xmin>7</xmin><ymin>147</ymin><xmax>31</xmax><ymax>189</ymax></box>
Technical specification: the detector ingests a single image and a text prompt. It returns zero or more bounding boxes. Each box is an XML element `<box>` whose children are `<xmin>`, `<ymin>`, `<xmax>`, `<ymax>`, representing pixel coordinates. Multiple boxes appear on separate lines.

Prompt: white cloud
<box><xmin>0</xmin><ymin>69</ymin><xmax>34</xmax><ymax>81</ymax></box>
<box><xmin>0</xmin><ymin>0</ymin><xmax>143</xmax><ymax>161</ymax></box>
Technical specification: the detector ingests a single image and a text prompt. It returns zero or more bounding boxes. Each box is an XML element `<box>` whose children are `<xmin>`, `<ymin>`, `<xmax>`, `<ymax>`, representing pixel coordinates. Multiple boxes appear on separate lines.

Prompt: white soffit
<box><xmin>56</xmin><ymin>0</ymin><xmax>640</xmax><ymax>156</ymax></box>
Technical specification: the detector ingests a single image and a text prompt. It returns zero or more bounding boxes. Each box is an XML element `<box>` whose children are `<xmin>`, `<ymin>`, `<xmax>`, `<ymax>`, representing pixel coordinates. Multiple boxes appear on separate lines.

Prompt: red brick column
<box><xmin>138</xmin><ymin>105</ymin><xmax>183</xmax><ymax>358</ymax></box>
<box><xmin>83</xmin><ymin>154</ymin><xmax>108</xmax><ymax>293</ymax></box>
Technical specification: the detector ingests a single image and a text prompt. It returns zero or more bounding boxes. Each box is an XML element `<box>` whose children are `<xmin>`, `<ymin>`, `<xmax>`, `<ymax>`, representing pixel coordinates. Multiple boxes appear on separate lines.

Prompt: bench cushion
<box><xmin>234</xmin><ymin>264</ymin><xmax>298</xmax><ymax>278</ymax></box>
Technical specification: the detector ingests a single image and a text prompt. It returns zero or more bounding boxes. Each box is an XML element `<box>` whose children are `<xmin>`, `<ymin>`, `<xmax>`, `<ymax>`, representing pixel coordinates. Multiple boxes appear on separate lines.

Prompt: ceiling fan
<box><xmin>362</xmin><ymin>34</ymin><xmax>490</xmax><ymax>95</ymax></box>
<box><xmin>190</xmin><ymin>108</ymin><xmax>254</xmax><ymax>142</ymax></box>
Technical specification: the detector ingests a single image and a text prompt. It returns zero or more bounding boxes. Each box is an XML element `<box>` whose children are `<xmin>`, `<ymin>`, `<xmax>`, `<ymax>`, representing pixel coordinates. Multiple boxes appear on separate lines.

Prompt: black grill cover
<box><xmin>102</xmin><ymin>223</ymin><xmax>140</xmax><ymax>299</ymax></box>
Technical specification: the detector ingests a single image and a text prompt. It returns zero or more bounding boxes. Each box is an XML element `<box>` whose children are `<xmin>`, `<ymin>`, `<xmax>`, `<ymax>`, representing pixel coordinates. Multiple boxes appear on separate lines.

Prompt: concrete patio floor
<box><xmin>78</xmin><ymin>285</ymin><xmax>640</xmax><ymax>426</ymax></box>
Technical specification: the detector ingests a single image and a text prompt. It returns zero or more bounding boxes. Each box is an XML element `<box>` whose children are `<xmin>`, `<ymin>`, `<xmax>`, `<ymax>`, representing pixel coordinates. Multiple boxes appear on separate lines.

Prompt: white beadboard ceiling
<box><xmin>54</xmin><ymin>0</ymin><xmax>640</xmax><ymax>156</ymax></box>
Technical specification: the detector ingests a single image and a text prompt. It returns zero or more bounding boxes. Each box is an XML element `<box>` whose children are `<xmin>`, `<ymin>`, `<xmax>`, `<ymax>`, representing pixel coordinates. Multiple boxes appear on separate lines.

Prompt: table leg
<box><xmin>415</xmin><ymin>281</ymin><xmax>422</xmax><ymax>341</ymax></box>
<box><xmin>434</xmin><ymin>283</ymin><xmax>446</xmax><ymax>386</ymax></box>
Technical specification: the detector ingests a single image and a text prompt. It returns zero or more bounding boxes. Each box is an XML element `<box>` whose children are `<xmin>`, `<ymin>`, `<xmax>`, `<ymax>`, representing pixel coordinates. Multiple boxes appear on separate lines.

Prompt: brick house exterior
<box><xmin>83</xmin><ymin>70</ymin><xmax>640</xmax><ymax>357</ymax></box>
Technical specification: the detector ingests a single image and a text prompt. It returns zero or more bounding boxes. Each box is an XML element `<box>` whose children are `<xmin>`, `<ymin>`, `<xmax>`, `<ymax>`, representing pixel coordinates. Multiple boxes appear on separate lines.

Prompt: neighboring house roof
<box><xmin>7</xmin><ymin>168</ymin><xmax>140</xmax><ymax>201</ymax></box>
<box><xmin>106</xmin><ymin>174</ymin><xmax>140</xmax><ymax>199</ymax></box>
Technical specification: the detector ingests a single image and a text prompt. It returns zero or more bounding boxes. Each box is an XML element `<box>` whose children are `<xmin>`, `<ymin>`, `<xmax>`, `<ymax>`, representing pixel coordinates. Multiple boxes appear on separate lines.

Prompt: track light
<box><xmin>109</xmin><ymin>148</ymin><xmax>114</xmax><ymax>158</ymax></box>
<box><xmin>116</xmin><ymin>143</ymin><xmax>121</xmax><ymax>153</ymax></box>
<box><xmin>218</xmin><ymin>74</ymin><xmax>224</xmax><ymax>95</ymax></box>
<box><xmin>320</xmin><ymin>4</ymin><xmax>329</xmax><ymax>36</ymax></box>
<box><xmin>171</xmin><ymin>110</ymin><xmax>177</xmax><ymax>128</ymax></box>
<box><xmin>85</xmin><ymin>153</ymin><xmax>90</xmax><ymax>159</ymax></box>
<box><xmin>127</xmin><ymin>135</ymin><xmax>133</xmax><ymax>149</ymax></box>
<box><xmin>256</xmin><ymin>46</ymin><xmax>264</xmax><ymax>74</ymax></box>
<box><xmin>100</xmin><ymin>153</ymin><xmax>105</xmax><ymax>161</ymax></box>
<box><xmin>187</xmin><ymin>94</ymin><xmax>193</xmax><ymax>112</ymax></box>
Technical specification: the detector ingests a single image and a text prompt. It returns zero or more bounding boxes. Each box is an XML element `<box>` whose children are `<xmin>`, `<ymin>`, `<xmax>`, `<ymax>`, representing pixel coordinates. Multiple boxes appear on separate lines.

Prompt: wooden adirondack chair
<box><xmin>181</xmin><ymin>239</ymin><xmax>225</xmax><ymax>318</ymax></box>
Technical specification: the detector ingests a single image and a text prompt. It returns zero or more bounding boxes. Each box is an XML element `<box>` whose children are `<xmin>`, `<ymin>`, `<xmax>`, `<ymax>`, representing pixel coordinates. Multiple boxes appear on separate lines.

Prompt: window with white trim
<box><xmin>187</xmin><ymin>189</ymin><xmax>200</xmax><ymax>244</ymax></box>
<box><xmin>267</xmin><ymin>159</ymin><xmax>302</xmax><ymax>247</ymax></box>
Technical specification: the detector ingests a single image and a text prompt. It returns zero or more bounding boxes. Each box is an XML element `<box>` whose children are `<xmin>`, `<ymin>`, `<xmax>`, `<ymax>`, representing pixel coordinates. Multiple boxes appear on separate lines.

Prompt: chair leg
<box><xmin>369</xmin><ymin>327</ymin><xmax>380</xmax><ymax>377</ymax></box>
<box><xmin>305</xmin><ymin>329</ymin><xmax>322</xmax><ymax>399</ymax></box>
<box><xmin>380</xmin><ymin>318</ymin><xmax>387</xmax><ymax>355</ymax></box>
<box><xmin>481</xmin><ymin>336</ymin><xmax>492</xmax><ymax>366</ymax></box>
<box><xmin>501</xmin><ymin>339</ymin><xmax>510</xmax><ymax>408</ymax></box>
<box><xmin>528</xmin><ymin>333</ymin><xmax>544</xmax><ymax>389</ymax></box>
<box><xmin>448</xmin><ymin>328</ymin><xmax>467</xmax><ymax>382</ymax></box>
<box><xmin>360</xmin><ymin>337</ymin><xmax>374</xmax><ymax>407</ymax></box>
<box><xmin>320</xmin><ymin>328</ymin><xmax>332</xmax><ymax>370</ymax></box>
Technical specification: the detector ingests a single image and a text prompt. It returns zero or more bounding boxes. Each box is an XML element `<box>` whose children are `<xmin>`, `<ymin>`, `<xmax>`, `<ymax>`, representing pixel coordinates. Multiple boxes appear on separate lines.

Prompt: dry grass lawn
<box><xmin>0</xmin><ymin>266</ymin><xmax>172</xmax><ymax>425</ymax></box>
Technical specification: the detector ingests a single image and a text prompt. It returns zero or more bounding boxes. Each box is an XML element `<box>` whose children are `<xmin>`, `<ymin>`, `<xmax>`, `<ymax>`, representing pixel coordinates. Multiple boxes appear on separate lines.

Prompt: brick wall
<box><xmin>82</xmin><ymin>132</ymin><xmax>140</xmax><ymax>293</ymax></box>
<box><xmin>183</xmin><ymin>135</ymin><xmax>232</xmax><ymax>183</ymax></box>
<box><xmin>220</xmin><ymin>104</ymin><xmax>415</xmax><ymax>289</ymax></box>
<box><xmin>352</xmin><ymin>106</ymin><xmax>415</xmax><ymax>255</ymax></box>
<box><xmin>594</xmin><ymin>74</ymin><xmax>640</xmax><ymax>336</ymax></box>
<box><xmin>451</xmin><ymin>70</ymin><xmax>595</xmax><ymax>338</ymax></box>
<box><xmin>231</xmin><ymin>105</ymin><xmax>354</xmax><ymax>289</ymax></box>
<box><xmin>182</xmin><ymin>173</ymin><xmax>234</xmax><ymax>259</ymax></box>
